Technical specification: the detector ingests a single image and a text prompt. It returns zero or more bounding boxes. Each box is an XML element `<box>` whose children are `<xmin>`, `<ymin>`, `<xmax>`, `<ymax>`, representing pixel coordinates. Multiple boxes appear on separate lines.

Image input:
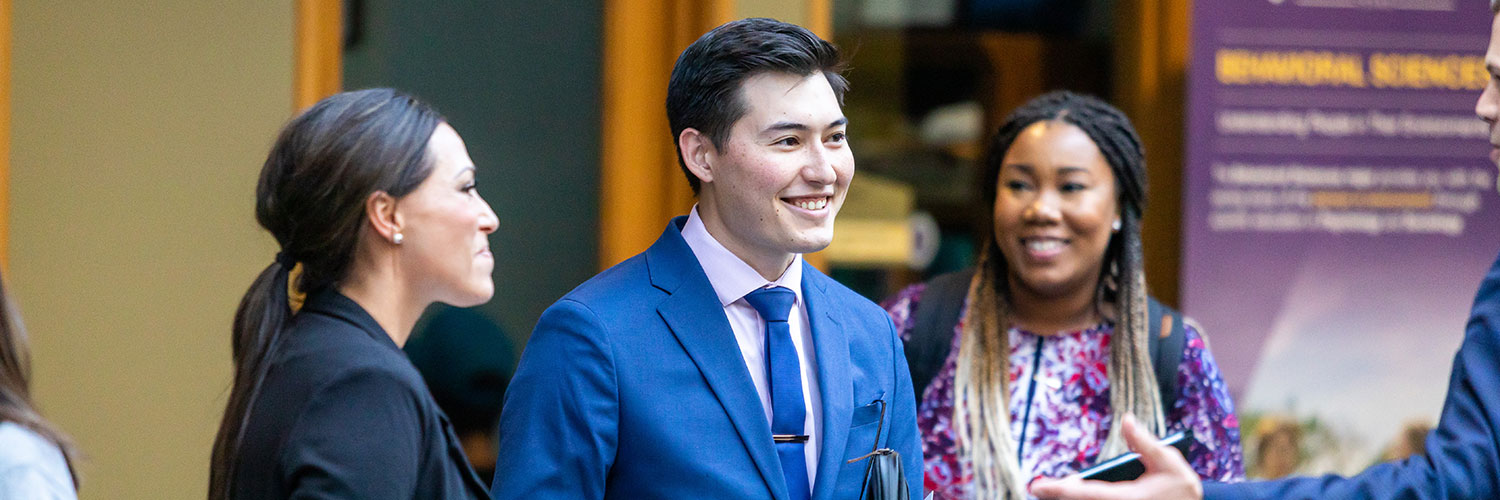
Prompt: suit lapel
<box><xmin>803</xmin><ymin>265</ymin><xmax>854</xmax><ymax>500</ymax></box>
<box><xmin>648</xmin><ymin>218</ymin><xmax>787</xmax><ymax>500</ymax></box>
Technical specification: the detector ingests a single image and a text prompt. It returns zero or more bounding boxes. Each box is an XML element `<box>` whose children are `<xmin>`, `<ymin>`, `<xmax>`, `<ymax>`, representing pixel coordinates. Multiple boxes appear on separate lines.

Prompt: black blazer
<box><xmin>231</xmin><ymin>289</ymin><xmax>490</xmax><ymax>499</ymax></box>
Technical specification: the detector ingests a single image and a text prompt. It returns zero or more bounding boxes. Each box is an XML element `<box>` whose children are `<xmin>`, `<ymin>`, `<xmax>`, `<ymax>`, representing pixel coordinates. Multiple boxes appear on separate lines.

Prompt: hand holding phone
<box><xmin>1074</xmin><ymin>430</ymin><xmax>1195</xmax><ymax>482</ymax></box>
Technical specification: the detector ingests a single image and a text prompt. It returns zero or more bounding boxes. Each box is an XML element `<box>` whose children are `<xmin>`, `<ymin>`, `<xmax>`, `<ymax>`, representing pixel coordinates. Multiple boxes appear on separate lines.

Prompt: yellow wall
<box><xmin>738</xmin><ymin>0</ymin><xmax>807</xmax><ymax>25</ymax></box>
<box><xmin>10</xmin><ymin>1</ymin><xmax>292</xmax><ymax>497</ymax></box>
<box><xmin>737</xmin><ymin>0</ymin><xmax>830</xmax><ymax>35</ymax></box>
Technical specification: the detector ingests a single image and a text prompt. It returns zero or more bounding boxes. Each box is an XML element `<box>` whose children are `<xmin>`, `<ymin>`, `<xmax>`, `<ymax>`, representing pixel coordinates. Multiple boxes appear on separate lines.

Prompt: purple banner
<box><xmin>1181</xmin><ymin>0</ymin><xmax>1496</xmax><ymax>474</ymax></box>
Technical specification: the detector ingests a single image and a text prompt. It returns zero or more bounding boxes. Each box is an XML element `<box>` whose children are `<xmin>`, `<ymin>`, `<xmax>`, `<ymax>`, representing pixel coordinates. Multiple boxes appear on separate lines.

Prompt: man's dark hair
<box><xmin>666</xmin><ymin>18</ymin><xmax>848</xmax><ymax>194</ymax></box>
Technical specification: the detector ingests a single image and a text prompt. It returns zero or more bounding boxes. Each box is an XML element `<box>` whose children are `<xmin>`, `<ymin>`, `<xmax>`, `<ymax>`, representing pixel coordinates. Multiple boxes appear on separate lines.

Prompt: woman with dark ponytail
<box><xmin>209</xmin><ymin>88</ymin><xmax>496</xmax><ymax>499</ymax></box>
<box><xmin>0</xmin><ymin>271</ymin><xmax>79</xmax><ymax>499</ymax></box>
<box><xmin>882</xmin><ymin>91</ymin><xmax>1244</xmax><ymax>499</ymax></box>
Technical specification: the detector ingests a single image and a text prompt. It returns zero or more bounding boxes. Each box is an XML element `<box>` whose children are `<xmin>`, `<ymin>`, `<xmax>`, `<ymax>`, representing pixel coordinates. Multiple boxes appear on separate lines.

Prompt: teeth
<box><xmin>1026</xmin><ymin>239</ymin><xmax>1063</xmax><ymax>253</ymax></box>
<box><xmin>792</xmin><ymin>197</ymin><xmax>828</xmax><ymax>210</ymax></box>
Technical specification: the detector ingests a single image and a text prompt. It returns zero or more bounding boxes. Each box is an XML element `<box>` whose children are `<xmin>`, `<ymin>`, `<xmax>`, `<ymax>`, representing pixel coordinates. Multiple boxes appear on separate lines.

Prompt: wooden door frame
<box><xmin>296</xmin><ymin>0</ymin><xmax>342</xmax><ymax>110</ymax></box>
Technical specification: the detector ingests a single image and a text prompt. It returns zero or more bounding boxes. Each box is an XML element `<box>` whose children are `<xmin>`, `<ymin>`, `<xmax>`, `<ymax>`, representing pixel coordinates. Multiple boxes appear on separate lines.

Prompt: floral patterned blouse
<box><xmin>882</xmin><ymin>283</ymin><xmax>1245</xmax><ymax>499</ymax></box>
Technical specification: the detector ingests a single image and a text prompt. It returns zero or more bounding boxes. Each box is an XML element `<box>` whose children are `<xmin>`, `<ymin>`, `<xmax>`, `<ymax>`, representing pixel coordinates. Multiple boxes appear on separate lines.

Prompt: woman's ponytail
<box><xmin>208</xmin><ymin>258</ymin><xmax>293</xmax><ymax>500</ymax></box>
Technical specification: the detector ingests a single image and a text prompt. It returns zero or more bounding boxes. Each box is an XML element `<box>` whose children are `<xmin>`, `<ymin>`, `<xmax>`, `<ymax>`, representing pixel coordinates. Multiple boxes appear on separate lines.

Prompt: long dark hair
<box><xmin>0</xmin><ymin>273</ymin><xmax>80</xmax><ymax>488</ymax></box>
<box><xmin>208</xmin><ymin>88</ymin><xmax>443</xmax><ymax>499</ymax></box>
<box><xmin>954</xmin><ymin>90</ymin><xmax>1157</xmax><ymax>498</ymax></box>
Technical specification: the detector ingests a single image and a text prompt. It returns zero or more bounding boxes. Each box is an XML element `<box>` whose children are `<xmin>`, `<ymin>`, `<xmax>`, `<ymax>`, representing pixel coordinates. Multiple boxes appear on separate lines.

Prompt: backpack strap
<box><xmin>1146</xmin><ymin>297</ymin><xmax>1186</xmax><ymax>412</ymax></box>
<box><xmin>904</xmin><ymin>269</ymin><xmax>1187</xmax><ymax>413</ymax></box>
<box><xmin>905</xmin><ymin>268</ymin><xmax>975</xmax><ymax>399</ymax></box>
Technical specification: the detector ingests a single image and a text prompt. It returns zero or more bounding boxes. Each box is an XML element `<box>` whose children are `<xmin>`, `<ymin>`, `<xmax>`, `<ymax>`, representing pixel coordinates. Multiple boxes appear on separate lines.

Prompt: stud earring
<box><xmin>1111</xmin><ymin>219</ymin><xmax>1122</xmax><ymax>231</ymax></box>
<box><xmin>393</xmin><ymin>232</ymin><xmax>404</xmax><ymax>245</ymax></box>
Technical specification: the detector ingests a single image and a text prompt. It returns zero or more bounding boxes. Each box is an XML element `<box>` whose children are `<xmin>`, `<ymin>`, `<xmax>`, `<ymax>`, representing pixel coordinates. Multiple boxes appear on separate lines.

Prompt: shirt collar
<box><xmin>298</xmin><ymin>288</ymin><xmax>401</xmax><ymax>352</ymax></box>
<box><xmin>681</xmin><ymin>205</ymin><xmax>804</xmax><ymax>307</ymax></box>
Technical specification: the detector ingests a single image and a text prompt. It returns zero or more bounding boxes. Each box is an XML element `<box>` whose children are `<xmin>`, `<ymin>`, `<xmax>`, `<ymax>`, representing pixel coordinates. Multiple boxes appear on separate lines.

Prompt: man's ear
<box><xmin>365</xmin><ymin>191</ymin><xmax>403</xmax><ymax>245</ymax></box>
<box><xmin>678</xmin><ymin>128</ymin><xmax>717</xmax><ymax>186</ymax></box>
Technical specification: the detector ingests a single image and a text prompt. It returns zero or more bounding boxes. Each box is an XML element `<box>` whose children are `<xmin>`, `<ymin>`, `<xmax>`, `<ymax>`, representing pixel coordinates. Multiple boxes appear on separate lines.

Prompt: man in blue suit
<box><xmin>1031</xmin><ymin>3</ymin><xmax>1500</xmax><ymax>499</ymax></box>
<box><xmin>492</xmin><ymin>18</ymin><xmax>923</xmax><ymax>500</ymax></box>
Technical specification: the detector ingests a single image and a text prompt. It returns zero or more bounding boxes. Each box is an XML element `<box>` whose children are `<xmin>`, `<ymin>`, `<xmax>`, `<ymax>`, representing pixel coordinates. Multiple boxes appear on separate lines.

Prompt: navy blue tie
<box><xmin>743</xmin><ymin>286</ymin><xmax>810</xmax><ymax>500</ymax></box>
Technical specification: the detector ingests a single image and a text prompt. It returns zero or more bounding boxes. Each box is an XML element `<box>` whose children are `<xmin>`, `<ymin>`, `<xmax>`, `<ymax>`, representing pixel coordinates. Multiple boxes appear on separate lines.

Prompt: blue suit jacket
<box><xmin>1204</xmin><ymin>249</ymin><xmax>1500</xmax><ymax>499</ymax></box>
<box><xmin>493</xmin><ymin>217</ymin><xmax>923</xmax><ymax>500</ymax></box>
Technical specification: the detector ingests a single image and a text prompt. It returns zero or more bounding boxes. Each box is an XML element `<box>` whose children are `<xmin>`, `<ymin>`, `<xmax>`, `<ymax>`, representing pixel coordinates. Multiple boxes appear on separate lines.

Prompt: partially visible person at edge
<box><xmin>881</xmin><ymin>91</ymin><xmax>1243</xmax><ymax>499</ymax></box>
<box><xmin>0</xmin><ymin>272</ymin><xmax>79</xmax><ymax>499</ymax></box>
<box><xmin>1030</xmin><ymin>3</ymin><xmax>1500</xmax><ymax>499</ymax></box>
<box><xmin>405</xmin><ymin>304</ymin><xmax>515</xmax><ymax>481</ymax></box>
<box><xmin>207</xmin><ymin>88</ymin><xmax>496</xmax><ymax>499</ymax></box>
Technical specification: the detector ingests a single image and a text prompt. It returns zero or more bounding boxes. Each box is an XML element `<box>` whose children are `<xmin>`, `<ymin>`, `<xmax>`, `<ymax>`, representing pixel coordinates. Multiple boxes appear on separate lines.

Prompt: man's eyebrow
<box><xmin>1489</xmin><ymin>62</ymin><xmax>1500</xmax><ymax>77</ymax></box>
<box><xmin>764</xmin><ymin>121</ymin><xmax>809</xmax><ymax>133</ymax></box>
<box><xmin>762</xmin><ymin>116</ymin><xmax>849</xmax><ymax>134</ymax></box>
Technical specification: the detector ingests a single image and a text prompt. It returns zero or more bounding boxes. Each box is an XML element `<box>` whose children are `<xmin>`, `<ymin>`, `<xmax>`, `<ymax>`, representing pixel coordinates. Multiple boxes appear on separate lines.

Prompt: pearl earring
<box><xmin>393</xmin><ymin>232</ymin><xmax>404</xmax><ymax>245</ymax></box>
<box><xmin>1111</xmin><ymin>219</ymin><xmax>1122</xmax><ymax>231</ymax></box>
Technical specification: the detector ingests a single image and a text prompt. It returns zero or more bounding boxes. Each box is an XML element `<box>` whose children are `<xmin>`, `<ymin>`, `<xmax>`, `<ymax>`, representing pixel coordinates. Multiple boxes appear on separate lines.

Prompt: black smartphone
<box><xmin>1074</xmin><ymin>430</ymin><xmax>1195</xmax><ymax>482</ymax></box>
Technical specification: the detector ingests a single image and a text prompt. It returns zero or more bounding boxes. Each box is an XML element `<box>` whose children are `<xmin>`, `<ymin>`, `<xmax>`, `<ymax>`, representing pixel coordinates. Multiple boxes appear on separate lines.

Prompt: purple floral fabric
<box><xmin>882</xmin><ymin>283</ymin><xmax>1244</xmax><ymax>499</ymax></box>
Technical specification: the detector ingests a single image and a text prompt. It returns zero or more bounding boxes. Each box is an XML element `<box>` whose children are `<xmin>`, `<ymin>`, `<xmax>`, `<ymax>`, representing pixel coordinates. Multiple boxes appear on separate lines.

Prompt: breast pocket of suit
<box><xmin>843</xmin><ymin>392</ymin><xmax>887</xmax><ymax>461</ymax></box>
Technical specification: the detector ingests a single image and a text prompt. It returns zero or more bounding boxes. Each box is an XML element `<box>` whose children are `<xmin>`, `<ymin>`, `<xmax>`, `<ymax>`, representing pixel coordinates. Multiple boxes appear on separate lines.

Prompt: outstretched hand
<box><xmin>1029</xmin><ymin>415</ymin><xmax>1204</xmax><ymax>500</ymax></box>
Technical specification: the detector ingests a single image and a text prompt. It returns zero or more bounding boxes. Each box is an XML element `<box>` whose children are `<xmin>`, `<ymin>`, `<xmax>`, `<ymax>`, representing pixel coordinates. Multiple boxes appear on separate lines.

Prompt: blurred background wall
<box><xmin>341</xmin><ymin>0</ymin><xmax>603</xmax><ymax>343</ymax></box>
<box><xmin>9</xmin><ymin>1</ymin><xmax>290</xmax><ymax>497</ymax></box>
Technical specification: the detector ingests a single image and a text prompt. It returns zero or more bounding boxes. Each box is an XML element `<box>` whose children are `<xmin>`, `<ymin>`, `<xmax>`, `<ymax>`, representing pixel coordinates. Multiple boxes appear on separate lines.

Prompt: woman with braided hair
<box><xmin>881</xmin><ymin>91</ymin><xmax>1243</xmax><ymax>499</ymax></box>
<box><xmin>208</xmin><ymin>88</ymin><xmax>495</xmax><ymax>499</ymax></box>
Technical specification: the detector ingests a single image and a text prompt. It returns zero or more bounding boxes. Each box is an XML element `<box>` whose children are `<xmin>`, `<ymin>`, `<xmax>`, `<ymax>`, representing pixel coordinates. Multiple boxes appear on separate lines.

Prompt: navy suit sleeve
<box><xmin>280</xmin><ymin>368</ymin><xmax>424</xmax><ymax>500</ymax></box>
<box><xmin>887</xmin><ymin>314</ymin><xmax>925</xmax><ymax>499</ymax></box>
<box><xmin>1204</xmin><ymin>254</ymin><xmax>1500</xmax><ymax>500</ymax></box>
<box><xmin>492</xmin><ymin>299</ymin><xmax>619</xmax><ymax>500</ymax></box>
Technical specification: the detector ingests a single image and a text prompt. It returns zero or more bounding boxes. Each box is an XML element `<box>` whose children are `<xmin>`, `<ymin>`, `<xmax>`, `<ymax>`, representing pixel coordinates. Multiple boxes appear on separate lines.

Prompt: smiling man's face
<box><xmin>693</xmin><ymin>71</ymin><xmax>853</xmax><ymax>277</ymax></box>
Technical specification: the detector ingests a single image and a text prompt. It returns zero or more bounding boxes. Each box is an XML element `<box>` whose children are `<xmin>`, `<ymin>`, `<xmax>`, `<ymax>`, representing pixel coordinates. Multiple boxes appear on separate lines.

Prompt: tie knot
<box><xmin>743</xmin><ymin>286</ymin><xmax>796</xmax><ymax>323</ymax></box>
